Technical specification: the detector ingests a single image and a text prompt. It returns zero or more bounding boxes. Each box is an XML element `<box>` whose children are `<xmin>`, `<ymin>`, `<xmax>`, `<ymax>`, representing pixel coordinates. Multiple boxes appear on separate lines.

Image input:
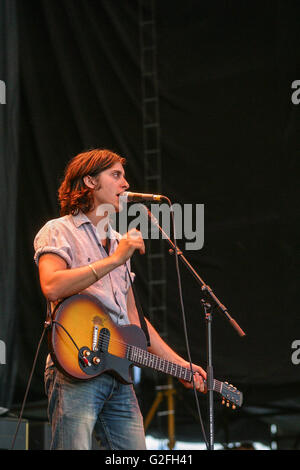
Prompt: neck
<box><xmin>85</xmin><ymin>207</ymin><xmax>109</xmax><ymax>240</ymax></box>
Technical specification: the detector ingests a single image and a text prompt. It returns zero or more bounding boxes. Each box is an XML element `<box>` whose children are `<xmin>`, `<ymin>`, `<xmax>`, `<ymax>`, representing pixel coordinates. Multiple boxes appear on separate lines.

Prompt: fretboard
<box><xmin>127</xmin><ymin>344</ymin><xmax>192</xmax><ymax>381</ymax></box>
<box><xmin>127</xmin><ymin>344</ymin><xmax>224</xmax><ymax>393</ymax></box>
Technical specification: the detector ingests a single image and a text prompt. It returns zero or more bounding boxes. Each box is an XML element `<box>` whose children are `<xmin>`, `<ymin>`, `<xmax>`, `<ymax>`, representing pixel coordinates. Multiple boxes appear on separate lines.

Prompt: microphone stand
<box><xmin>142</xmin><ymin>204</ymin><xmax>246</xmax><ymax>450</ymax></box>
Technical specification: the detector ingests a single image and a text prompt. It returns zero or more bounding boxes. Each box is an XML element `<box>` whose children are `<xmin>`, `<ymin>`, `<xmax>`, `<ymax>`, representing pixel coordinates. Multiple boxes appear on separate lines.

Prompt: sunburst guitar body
<box><xmin>49</xmin><ymin>293</ymin><xmax>147</xmax><ymax>383</ymax></box>
<box><xmin>48</xmin><ymin>293</ymin><xmax>243</xmax><ymax>409</ymax></box>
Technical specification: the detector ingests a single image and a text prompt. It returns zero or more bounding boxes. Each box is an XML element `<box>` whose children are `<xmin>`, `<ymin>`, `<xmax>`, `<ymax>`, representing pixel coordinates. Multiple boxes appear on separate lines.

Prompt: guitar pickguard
<box><xmin>78</xmin><ymin>347</ymin><xmax>134</xmax><ymax>384</ymax></box>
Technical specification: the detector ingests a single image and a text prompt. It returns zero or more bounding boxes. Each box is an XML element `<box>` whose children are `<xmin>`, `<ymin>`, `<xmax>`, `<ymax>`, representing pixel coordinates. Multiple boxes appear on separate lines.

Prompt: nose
<box><xmin>122</xmin><ymin>177</ymin><xmax>129</xmax><ymax>190</ymax></box>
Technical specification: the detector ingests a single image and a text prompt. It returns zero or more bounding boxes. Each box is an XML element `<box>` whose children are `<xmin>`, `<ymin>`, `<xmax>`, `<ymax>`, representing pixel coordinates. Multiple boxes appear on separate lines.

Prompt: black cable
<box><xmin>51</xmin><ymin>320</ymin><xmax>80</xmax><ymax>351</ymax></box>
<box><xmin>10</xmin><ymin>323</ymin><xmax>48</xmax><ymax>450</ymax></box>
<box><xmin>163</xmin><ymin>197</ymin><xmax>209</xmax><ymax>450</ymax></box>
<box><xmin>10</xmin><ymin>317</ymin><xmax>86</xmax><ymax>450</ymax></box>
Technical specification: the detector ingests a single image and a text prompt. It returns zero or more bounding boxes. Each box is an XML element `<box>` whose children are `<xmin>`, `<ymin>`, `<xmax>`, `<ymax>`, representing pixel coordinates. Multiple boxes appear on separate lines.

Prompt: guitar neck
<box><xmin>128</xmin><ymin>344</ymin><xmax>192</xmax><ymax>381</ymax></box>
<box><xmin>127</xmin><ymin>344</ymin><xmax>223</xmax><ymax>392</ymax></box>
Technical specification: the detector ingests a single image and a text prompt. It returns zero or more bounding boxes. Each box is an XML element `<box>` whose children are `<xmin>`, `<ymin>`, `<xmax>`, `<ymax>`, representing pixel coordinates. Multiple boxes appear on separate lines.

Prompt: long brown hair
<box><xmin>58</xmin><ymin>148</ymin><xmax>126</xmax><ymax>215</ymax></box>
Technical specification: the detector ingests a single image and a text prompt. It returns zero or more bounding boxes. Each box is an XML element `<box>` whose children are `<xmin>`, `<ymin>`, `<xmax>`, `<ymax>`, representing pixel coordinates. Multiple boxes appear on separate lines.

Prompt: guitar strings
<box><xmin>96</xmin><ymin>333</ymin><xmax>183</xmax><ymax>369</ymax></box>
<box><xmin>94</xmin><ymin>333</ymin><xmax>191</xmax><ymax>379</ymax></box>
<box><xmin>99</xmin><ymin>334</ymin><xmax>186</xmax><ymax>371</ymax></box>
<box><xmin>52</xmin><ymin>323</ymin><xmax>240</xmax><ymax>403</ymax></box>
<box><xmin>53</xmin><ymin>324</ymin><xmax>239</xmax><ymax>403</ymax></box>
<box><xmin>56</xmin><ymin>324</ymin><xmax>190</xmax><ymax>378</ymax></box>
<box><xmin>95</xmin><ymin>333</ymin><xmax>183</xmax><ymax>366</ymax></box>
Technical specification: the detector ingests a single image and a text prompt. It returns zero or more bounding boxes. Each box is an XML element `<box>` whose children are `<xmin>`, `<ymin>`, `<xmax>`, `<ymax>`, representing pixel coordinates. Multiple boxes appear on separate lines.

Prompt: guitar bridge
<box><xmin>92</xmin><ymin>325</ymin><xmax>99</xmax><ymax>351</ymax></box>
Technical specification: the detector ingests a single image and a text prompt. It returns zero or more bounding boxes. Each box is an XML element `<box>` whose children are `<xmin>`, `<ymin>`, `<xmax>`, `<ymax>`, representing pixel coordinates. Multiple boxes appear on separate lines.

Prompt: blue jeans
<box><xmin>44</xmin><ymin>367</ymin><xmax>147</xmax><ymax>450</ymax></box>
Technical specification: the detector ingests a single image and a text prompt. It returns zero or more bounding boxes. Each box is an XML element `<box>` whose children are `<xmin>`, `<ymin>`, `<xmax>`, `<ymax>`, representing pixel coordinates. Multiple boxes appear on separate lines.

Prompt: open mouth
<box><xmin>116</xmin><ymin>193</ymin><xmax>127</xmax><ymax>209</ymax></box>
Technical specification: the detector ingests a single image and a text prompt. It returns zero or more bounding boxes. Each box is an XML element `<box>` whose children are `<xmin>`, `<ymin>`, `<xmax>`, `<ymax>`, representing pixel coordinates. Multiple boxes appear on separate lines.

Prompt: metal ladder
<box><xmin>139</xmin><ymin>0</ymin><xmax>167</xmax><ymax>339</ymax></box>
<box><xmin>139</xmin><ymin>0</ymin><xmax>176</xmax><ymax>451</ymax></box>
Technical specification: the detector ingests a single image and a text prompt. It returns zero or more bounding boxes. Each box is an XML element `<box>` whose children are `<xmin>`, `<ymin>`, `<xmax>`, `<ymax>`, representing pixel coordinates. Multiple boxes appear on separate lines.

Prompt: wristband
<box><xmin>88</xmin><ymin>264</ymin><xmax>99</xmax><ymax>282</ymax></box>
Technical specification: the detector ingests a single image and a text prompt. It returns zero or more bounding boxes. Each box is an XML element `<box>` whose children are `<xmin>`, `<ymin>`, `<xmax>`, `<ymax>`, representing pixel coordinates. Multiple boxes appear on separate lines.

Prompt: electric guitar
<box><xmin>48</xmin><ymin>293</ymin><xmax>243</xmax><ymax>409</ymax></box>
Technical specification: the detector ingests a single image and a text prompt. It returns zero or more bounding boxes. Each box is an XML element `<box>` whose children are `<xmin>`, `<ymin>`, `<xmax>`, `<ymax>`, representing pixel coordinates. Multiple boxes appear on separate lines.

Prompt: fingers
<box><xmin>115</xmin><ymin>229</ymin><xmax>145</xmax><ymax>264</ymax></box>
<box><xmin>122</xmin><ymin>229</ymin><xmax>145</xmax><ymax>255</ymax></box>
<box><xmin>197</xmin><ymin>367</ymin><xmax>207</xmax><ymax>380</ymax></box>
<box><xmin>178</xmin><ymin>362</ymin><xmax>207</xmax><ymax>393</ymax></box>
<box><xmin>193</xmin><ymin>371</ymin><xmax>206</xmax><ymax>393</ymax></box>
<box><xmin>178</xmin><ymin>369</ymin><xmax>206</xmax><ymax>393</ymax></box>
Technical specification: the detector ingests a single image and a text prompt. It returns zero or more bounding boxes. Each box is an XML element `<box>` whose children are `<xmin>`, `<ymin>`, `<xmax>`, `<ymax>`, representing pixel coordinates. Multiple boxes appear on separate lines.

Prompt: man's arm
<box><xmin>127</xmin><ymin>287</ymin><xmax>206</xmax><ymax>392</ymax></box>
<box><xmin>38</xmin><ymin>228</ymin><xmax>145</xmax><ymax>301</ymax></box>
<box><xmin>38</xmin><ymin>252</ymin><xmax>119</xmax><ymax>301</ymax></box>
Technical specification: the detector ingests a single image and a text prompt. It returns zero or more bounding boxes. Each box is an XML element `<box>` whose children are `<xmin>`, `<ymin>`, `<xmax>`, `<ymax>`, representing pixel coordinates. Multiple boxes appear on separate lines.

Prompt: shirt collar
<box><xmin>71</xmin><ymin>212</ymin><xmax>121</xmax><ymax>242</ymax></box>
<box><xmin>72</xmin><ymin>211</ymin><xmax>92</xmax><ymax>228</ymax></box>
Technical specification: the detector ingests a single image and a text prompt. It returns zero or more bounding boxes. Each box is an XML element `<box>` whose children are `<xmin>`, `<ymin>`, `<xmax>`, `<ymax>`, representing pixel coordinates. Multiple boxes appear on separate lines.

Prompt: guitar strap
<box><xmin>125</xmin><ymin>262</ymin><xmax>151</xmax><ymax>347</ymax></box>
<box><xmin>86</xmin><ymin>223</ymin><xmax>151</xmax><ymax>347</ymax></box>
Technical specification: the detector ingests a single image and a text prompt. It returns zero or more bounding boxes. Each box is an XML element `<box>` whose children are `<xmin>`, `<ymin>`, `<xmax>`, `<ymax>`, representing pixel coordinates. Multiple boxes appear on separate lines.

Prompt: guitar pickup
<box><xmin>97</xmin><ymin>328</ymin><xmax>110</xmax><ymax>352</ymax></box>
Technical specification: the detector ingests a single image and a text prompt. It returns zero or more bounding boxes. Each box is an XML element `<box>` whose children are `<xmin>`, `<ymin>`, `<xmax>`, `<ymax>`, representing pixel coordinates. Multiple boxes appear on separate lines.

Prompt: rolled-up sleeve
<box><xmin>34</xmin><ymin>221</ymin><xmax>73</xmax><ymax>268</ymax></box>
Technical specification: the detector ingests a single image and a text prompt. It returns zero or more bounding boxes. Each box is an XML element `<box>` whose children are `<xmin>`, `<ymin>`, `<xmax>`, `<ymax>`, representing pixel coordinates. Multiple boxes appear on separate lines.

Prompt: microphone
<box><xmin>121</xmin><ymin>191</ymin><xmax>165</xmax><ymax>202</ymax></box>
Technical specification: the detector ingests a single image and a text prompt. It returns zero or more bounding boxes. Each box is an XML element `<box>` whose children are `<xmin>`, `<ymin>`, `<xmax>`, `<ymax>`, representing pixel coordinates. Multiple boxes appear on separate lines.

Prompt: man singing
<box><xmin>34</xmin><ymin>148</ymin><xmax>206</xmax><ymax>450</ymax></box>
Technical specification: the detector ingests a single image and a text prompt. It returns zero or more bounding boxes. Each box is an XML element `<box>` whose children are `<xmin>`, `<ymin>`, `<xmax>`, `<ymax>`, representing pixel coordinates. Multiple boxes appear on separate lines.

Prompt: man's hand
<box><xmin>178</xmin><ymin>363</ymin><xmax>207</xmax><ymax>393</ymax></box>
<box><xmin>113</xmin><ymin>228</ymin><xmax>145</xmax><ymax>265</ymax></box>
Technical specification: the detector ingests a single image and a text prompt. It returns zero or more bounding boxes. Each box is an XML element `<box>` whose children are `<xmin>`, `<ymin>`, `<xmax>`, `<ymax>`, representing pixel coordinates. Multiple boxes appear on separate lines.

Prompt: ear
<box><xmin>83</xmin><ymin>175</ymin><xmax>97</xmax><ymax>189</ymax></box>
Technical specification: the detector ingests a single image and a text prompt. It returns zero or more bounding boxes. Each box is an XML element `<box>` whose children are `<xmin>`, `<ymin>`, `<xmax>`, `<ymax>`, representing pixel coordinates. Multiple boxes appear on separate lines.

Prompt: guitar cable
<box><xmin>10</xmin><ymin>307</ymin><xmax>84</xmax><ymax>450</ymax></box>
<box><xmin>164</xmin><ymin>198</ymin><xmax>209</xmax><ymax>450</ymax></box>
<box><xmin>10</xmin><ymin>320</ymin><xmax>48</xmax><ymax>450</ymax></box>
<box><xmin>50</xmin><ymin>320</ymin><xmax>93</xmax><ymax>367</ymax></box>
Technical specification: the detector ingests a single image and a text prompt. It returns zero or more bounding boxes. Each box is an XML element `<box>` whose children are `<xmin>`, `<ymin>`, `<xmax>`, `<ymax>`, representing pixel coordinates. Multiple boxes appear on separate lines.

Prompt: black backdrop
<box><xmin>1</xmin><ymin>0</ymin><xmax>299</xmax><ymax>448</ymax></box>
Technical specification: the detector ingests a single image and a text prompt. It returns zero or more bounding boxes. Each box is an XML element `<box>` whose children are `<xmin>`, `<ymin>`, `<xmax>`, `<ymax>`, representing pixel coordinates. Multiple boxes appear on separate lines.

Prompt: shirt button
<box><xmin>119</xmin><ymin>314</ymin><xmax>124</xmax><ymax>320</ymax></box>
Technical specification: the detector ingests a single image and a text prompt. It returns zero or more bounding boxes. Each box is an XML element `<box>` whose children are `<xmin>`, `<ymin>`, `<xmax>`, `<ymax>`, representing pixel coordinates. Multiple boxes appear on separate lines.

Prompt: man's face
<box><xmin>92</xmin><ymin>162</ymin><xmax>129</xmax><ymax>212</ymax></box>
